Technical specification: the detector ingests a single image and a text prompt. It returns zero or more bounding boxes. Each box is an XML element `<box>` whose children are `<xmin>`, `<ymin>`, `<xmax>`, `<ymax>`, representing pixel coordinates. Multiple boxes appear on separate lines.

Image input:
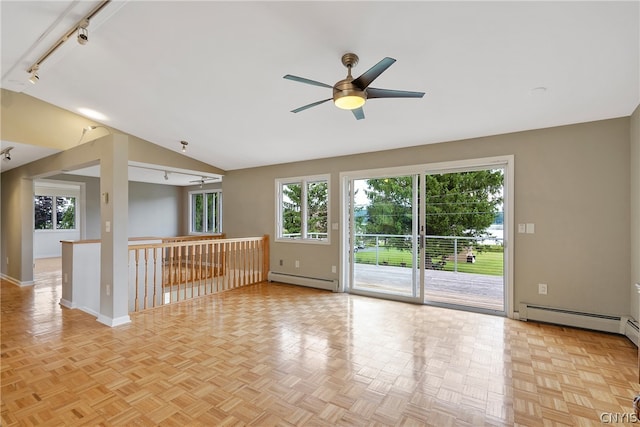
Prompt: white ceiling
<box><xmin>2</xmin><ymin>1</ymin><xmax>639</xmax><ymax>175</ymax></box>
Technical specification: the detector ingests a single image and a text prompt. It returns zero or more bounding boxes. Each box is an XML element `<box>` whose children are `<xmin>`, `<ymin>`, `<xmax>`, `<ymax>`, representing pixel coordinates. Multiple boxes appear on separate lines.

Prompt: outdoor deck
<box><xmin>353</xmin><ymin>263</ymin><xmax>504</xmax><ymax>312</ymax></box>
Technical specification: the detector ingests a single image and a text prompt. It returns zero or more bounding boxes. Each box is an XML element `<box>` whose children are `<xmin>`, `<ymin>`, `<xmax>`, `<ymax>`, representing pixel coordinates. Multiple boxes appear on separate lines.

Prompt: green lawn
<box><xmin>354</xmin><ymin>247</ymin><xmax>503</xmax><ymax>276</ymax></box>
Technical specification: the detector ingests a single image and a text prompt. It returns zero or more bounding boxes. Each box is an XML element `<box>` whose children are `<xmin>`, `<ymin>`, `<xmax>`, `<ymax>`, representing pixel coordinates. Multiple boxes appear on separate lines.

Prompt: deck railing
<box><xmin>128</xmin><ymin>235</ymin><xmax>269</xmax><ymax>313</ymax></box>
<box><xmin>354</xmin><ymin>233</ymin><xmax>503</xmax><ymax>276</ymax></box>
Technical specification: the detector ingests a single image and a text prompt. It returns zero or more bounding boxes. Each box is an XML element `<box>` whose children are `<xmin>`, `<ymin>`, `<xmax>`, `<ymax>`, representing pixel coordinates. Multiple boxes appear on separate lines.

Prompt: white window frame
<box><xmin>275</xmin><ymin>174</ymin><xmax>330</xmax><ymax>244</ymax></box>
<box><xmin>34</xmin><ymin>186</ymin><xmax>79</xmax><ymax>232</ymax></box>
<box><xmin>188</xmin><ymin>189</ymin><xmax>222</xmax><ymax>234</ymax></box>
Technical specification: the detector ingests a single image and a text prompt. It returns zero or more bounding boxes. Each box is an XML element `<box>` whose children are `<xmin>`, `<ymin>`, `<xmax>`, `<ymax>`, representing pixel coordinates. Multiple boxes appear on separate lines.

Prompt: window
<box><xmin>34</xmin><ymin>195</ymin><xmax>76</xmax><ymax>230</ymax></box>
<box><xmin>189</xmin><ymin>190</ymin><xmax>222</xmax><ymax>233</ymax></box>
<box><xmin>276</xmin><ymin>175</ymin><xmax>329</xmax><ymax>243</ymax></box>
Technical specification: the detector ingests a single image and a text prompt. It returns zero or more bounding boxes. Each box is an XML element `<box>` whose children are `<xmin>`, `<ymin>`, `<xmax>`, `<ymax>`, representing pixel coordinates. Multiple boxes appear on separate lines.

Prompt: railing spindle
<box><xmin>144</xmin><ymin>248</ymin><xmax>149</xmax><ymax>310</ymax></box>
<box><xmin>134</xmin><ymin>249</ymin><xmax>140</xmax><ymax>312</ymax></box>
<box><xmin>153</xmin><ymin>247</ymin><xmax>158</xmax><ymax>308</ymax></box>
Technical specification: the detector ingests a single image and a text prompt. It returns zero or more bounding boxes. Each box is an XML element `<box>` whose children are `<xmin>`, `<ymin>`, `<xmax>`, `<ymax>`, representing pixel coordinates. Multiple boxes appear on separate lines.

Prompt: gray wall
<box><xmin>129</xmin><ymin>181</ymin><xmax>181</xmax><ymax>237</ymax></box>
<box><xmin>223</xmin><ymin>117</ymin><xmax>632</xmax><ymax>318</ymax></box>
<box><xmin>53</xmin><ymin>174</ymin><xmax>183</xmax><ymax>238</ymax></box>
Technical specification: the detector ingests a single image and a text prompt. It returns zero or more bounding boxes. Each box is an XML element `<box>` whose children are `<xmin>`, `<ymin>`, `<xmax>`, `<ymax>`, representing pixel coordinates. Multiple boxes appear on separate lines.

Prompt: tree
<box><xmin>362</xmin><ymin>171</ymin><xmax>504</xmax><ymax>266</ymax></box>
<box><xmin>364</xmin><ymin>177</ymin><xmax>413</xmax><ymax>250</ymax></box>
<box><xmin>34</xmin><ymin>196</ymin><xmax>53</xmax><ymax>229</ymax></box>
<box><xmin>425</xmin><ymin>170</ymin><xmax>503</xmax><ymax>237</ymax></box>
<box><xmin>282</xmin><ymin>180</ymin><xmax>328</xmax><ymax>237</ymax></box>
<box><xmin>56</xmin><ymin>197</ymin><xmax>76</xmax><ymax>229</ymax></box>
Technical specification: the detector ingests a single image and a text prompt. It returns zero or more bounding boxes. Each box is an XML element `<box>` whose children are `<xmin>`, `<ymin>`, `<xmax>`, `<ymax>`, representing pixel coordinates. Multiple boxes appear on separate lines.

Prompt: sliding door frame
<box><xmin>340</xmin><ymin>155</ymin><xmax>514</xmax><ymax>318</ymax></box>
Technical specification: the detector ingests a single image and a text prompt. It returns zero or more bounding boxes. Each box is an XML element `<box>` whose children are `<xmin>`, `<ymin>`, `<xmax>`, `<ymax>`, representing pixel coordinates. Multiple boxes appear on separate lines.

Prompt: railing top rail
<box><xmin>354</xmin><ymin>233</ymin><xmax>502</xmax><ymax>241</ymax></box>
<box><xmin>128</xmin><ymin>236</ymin><xmax>267</xmax><ymax>251</ymax></box>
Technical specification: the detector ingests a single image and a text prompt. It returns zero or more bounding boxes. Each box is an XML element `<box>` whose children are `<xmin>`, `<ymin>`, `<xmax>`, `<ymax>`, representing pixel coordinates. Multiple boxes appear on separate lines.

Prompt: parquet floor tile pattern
<box><xmin>1</xmin><ymin>263</ymin><xmax>638</xmax><ymax>426</ymax></box>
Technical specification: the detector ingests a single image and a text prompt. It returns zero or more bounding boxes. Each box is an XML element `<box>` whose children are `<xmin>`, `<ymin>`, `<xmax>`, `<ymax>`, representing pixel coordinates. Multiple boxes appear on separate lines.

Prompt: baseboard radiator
<box><xmin>519</xmin><ymin>303</ymin><xmax>639</xmax><ymax>346</ymax></box>
<box><xmin>267</xmin><ymin>272</ymin><xmax>338</xmax><ymax>292</ymax></box>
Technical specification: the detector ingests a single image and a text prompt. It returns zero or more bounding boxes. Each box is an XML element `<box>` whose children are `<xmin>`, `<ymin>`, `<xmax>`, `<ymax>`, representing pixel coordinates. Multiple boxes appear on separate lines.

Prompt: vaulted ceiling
<box><xmin>2</xmin><ymin>1</ymin><xmax>639</xmax><ymax>174</ymax></box>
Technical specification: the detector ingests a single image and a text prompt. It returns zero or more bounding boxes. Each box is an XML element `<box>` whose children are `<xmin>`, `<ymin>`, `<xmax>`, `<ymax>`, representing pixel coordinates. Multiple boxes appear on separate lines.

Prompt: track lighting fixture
<box><xmin>25</xmin><ymin>1</ymin><xmax>110</xmax><ymax>85</ymax></box>
<box><xmin>181</xmin><ymin>141</ymin><xmax>188</xmax><ymax>153</ymax></box>
<box><xmin>28</xmin><ymin>66</ymin><xmax>39</xmax><ymax>84</ymax></box>
<box><xmin>1</xmin><ymin>147</ymin><xmax>14</xmax><ymax>161</ymax></box>
<box><xmin>82</xmin><ymin>125</ymin><xmax>110</xmax><ymax>136</ymax></box>
<box><xmin>77</xmin><ymin>125</ymin><xmax>112</xmax><ymax>145</ymax></box>
<box><xmin>77</xmin><ymin>28</ymin><xmax>88</xmax><ymax>45</ymax></box>
<box><xmin>77</xmin><ymin>20</ymin><xmax>89</xmax><ymax>45</ymax></box>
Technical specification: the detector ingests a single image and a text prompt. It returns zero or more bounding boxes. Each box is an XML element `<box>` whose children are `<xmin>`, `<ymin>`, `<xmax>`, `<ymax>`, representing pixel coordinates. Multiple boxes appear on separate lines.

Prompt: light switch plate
<box><xmin>526</xmin><ymin>223</ymin><xmax>535</xmax><ymax>234</ymax></box>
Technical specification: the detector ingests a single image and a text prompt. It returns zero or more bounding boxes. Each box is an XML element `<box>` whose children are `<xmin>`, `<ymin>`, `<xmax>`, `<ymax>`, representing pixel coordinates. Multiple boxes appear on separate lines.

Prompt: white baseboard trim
<box><xmin>59</xmin><ymin>298</ymin><xmax>76</xmax><ymax>309</ymax></box>
<box><xmin>97</xmin><ymin>314</ymin><xmax>131</xmax><ymax>328</ymax></box>
<box><xmin>1</xmin><ymin>273</ymin><xmax>34</xmax><ymax>287</ymax></box>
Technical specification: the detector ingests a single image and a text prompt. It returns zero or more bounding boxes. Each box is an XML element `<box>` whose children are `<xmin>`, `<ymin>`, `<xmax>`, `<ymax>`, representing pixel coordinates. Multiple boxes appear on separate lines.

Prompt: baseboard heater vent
<box><xmin>625</xmin><ymin>318</ymin><xmax>639</xmax><ymax>346</ymax></box>
<box><xmin>519</xmin><ymin>303</ymin><xmax>622</xmax><ymax>334</ymax></box>
<box><xmin>268</xmin><ymin>272</ymin><xmax>338</xmax><ymax>292</ymax></box>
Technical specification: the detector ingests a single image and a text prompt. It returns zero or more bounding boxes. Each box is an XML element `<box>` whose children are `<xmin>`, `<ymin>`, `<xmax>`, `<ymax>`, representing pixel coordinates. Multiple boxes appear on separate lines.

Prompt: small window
<box><xmin>189</xmin><ymin>190</ymin><xmax>222</xmax><ymax>234</ymax></box>
<box><xmin>34</xmin><ymin>195</ymin><xmax>76</xmax><ymax>231</ymax></box>
<box><xmin>276</xmin><ymin>175</ymin><xmax>329</xmax><ymax>243</ymax></box>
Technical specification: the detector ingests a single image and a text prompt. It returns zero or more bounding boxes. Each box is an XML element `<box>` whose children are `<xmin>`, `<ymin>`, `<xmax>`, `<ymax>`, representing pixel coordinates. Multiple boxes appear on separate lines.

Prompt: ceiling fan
<box><xmin>284</xmin><ymin>53</ymin><xmax>425</xmax><ymax>120</ymax></box>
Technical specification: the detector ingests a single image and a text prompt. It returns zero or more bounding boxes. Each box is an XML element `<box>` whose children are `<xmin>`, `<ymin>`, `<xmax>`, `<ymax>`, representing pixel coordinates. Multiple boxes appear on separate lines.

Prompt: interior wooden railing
<box><xmin>161</xmin><ymin>234</ymin><xmax>225</xmax><ymax>243</ymax></box>
<box><xmin>128</xmin><ymin>235</ymin><xmax>269</xmax><ymax>313</ymax></box>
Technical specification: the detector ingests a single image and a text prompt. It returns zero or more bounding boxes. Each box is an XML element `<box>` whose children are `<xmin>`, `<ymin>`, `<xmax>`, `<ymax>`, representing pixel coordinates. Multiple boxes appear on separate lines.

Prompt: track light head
<box><xmin>77</xmin><ymin>29</ymin><xmax>88</xmax><ymax>45</ymax></box>
<box><xmin>164</xmin><ymin>171</ymin><xmax>169</xmax><ymax>181</ymax></box>
<box><xmin>180</xmin><ymin>140</ymin><xmax>188</xmax><ymax>153</ymax></box>
<box><xmin>77</xmin><ymin>20</ymin><xmax>89</xmax><ymax>45</ymax></box>
<box><xmin>1</xmin><ymin>147</ymin><xmax>14</xmax><ymax>161</ymax></box>
<box><xmin>28</xmin><ymin>65</ymin><xmax>40</xmax><ymax>84</ymax></box>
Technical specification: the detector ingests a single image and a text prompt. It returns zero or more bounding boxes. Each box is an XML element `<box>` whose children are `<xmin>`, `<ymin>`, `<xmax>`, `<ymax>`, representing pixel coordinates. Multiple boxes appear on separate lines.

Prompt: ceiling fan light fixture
<box><xmin>334</xmin><ymin>93</ymin><xmax>366</xmax><ymax>110</ymax></box>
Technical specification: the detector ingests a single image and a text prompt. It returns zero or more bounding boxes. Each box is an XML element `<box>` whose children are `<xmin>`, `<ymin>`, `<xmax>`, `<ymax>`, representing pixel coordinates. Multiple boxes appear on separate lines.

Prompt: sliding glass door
<box><xmin>349</xmin><ymin>175</ymin><xmax>420</xmax><ymax>301</ymax></box>
<box><xmin>344</xmin><ymin>158</ymin><xmax>510</xmax><ymax>315</ymax></box>
<box><xmin>423</xmin><ymin>169</ymin><xmax>505</xmax><ymax>312</ymax></box>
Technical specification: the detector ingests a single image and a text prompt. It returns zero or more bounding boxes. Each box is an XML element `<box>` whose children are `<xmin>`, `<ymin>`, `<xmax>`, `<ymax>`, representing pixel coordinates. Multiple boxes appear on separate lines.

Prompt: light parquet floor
<box><xmin>1</xmin><ymin>259</ymin><xmax>639</xmax><ymax>426</ymax></box>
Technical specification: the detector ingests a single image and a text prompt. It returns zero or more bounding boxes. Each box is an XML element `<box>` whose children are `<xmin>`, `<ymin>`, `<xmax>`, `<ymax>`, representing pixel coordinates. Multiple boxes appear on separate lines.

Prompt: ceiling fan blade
<box><xmin>366</xmin><ymin>87</ymin><xmax>425</xmax><ymax>99</ymax></box>
<box><xmin>291</xmin><ymin>98</ymin><xmax>332</xmax><ymax>113</ymax></box>
<box><xmin>283</xmin><ymin>74</ymin><xmax>333</xmax><ymax>89</ymax></box>
<box><xmin>351</xmin><ymin>107</ymin><xmax>365</xmax><ymax>120</ymax></box>
<box><xmin>352</xmin><ymin>57</ymin><xmax>396</xmax><ymax>89</ymax></box>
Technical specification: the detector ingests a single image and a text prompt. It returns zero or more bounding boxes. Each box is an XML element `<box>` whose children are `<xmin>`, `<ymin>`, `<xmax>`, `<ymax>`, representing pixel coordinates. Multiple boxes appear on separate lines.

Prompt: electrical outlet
<box><xmin>106</xmin><ymin>284</ymin><xmax>111</xmax><ymax>296</ymax></box>
<box><xmin>295</xmin><ymin>260</ymin><xmax>300</xmax><ymax>268</ymax></box>
<box><xmin>331</xmin><ymin>265</ymin><xmax>336</xmax><ymax>273</ymax></box>
<box><xmin>279</xmin><ymin>259</ymin><xmax>283</xmax><ymax>266</ymax></box>
<box><xmin>538</xmin><ymin>283</ymin><xmax>547</xmax><ymax>295</ymax></box>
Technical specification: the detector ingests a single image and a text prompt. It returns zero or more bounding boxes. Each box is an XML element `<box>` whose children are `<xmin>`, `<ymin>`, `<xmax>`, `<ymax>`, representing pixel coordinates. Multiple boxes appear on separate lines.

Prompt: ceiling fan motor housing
<box><xmin>333</xmin><ymin>78</ymin><xmax>366</xmax><ymax>110</ymax></box>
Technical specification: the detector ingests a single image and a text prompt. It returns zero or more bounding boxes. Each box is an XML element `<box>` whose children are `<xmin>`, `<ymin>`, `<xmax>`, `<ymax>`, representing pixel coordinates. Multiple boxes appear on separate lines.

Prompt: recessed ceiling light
<box><xmin>78</xmin><ymin>108</ymin><xmax>108</xmax><ymax>121</ymax></box>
